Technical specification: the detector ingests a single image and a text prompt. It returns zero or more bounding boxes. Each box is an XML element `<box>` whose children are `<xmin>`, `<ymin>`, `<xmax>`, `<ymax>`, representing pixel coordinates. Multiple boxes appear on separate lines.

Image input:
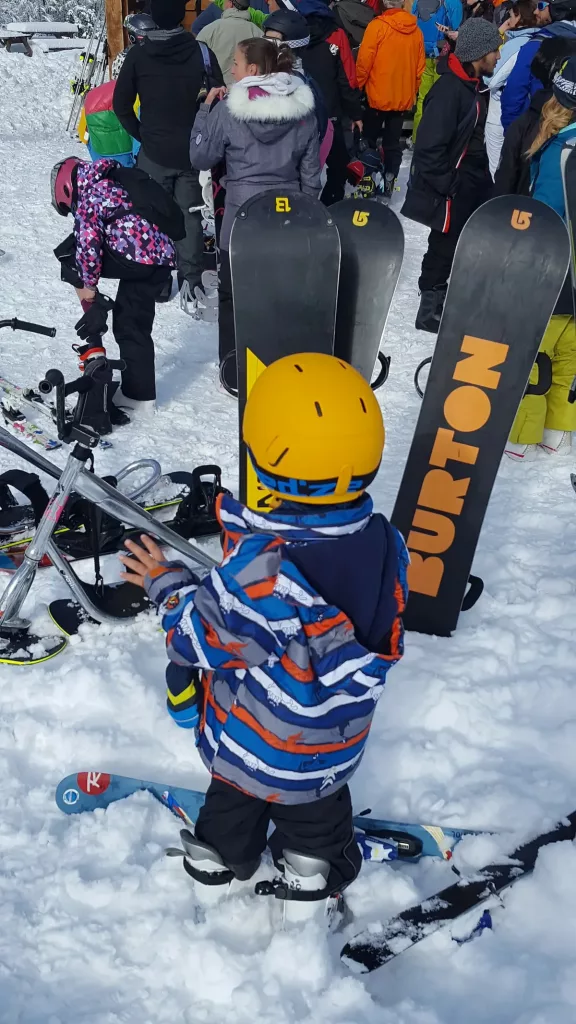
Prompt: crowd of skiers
<box><xmin>49</xmin><ymin>0</ymin><xmax>576</xmax><ymax>454</ymax></box>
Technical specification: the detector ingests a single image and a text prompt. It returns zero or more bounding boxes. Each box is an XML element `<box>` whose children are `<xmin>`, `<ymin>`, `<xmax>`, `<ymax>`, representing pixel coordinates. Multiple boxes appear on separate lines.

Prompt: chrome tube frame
<box><xmin>0</xmin><ymin>426</ymin><xmax>218</xmax><ymax>629</ymax></box>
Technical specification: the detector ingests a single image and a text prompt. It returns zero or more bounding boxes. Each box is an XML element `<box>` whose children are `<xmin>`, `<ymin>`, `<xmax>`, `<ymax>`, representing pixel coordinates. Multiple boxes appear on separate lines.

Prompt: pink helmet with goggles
<box><xmin>50</xmin><ymin>156</ymin><xmax>82</xmax><ymax>216</ymax></box>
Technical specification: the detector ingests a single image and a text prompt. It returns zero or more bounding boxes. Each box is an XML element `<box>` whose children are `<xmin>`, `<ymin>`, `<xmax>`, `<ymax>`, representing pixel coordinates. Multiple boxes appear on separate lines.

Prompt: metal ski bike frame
<box><xmin>0</xmin><ymin>365</ymin><xmax>217</xmax><ymax>648</ymax></box>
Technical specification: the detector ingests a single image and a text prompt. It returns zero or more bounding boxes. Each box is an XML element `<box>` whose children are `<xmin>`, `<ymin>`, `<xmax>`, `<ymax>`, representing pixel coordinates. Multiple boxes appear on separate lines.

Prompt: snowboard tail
<box><xmin>331</xmin><ymin>197</ymin><xmax>404</xmax><ymax>385</ymax></box>
<box><xmin>230</xmin><ymin>191</ymin><xmax>340</xmax><ymax>510</ymax></box>
<box><xmin>392</xmin><ymin>197</ymin><xmax>570</xmax><ymax>635</ymax></box>
<box><xmin>341</xmin><ymin>809</ymin><xmax>576</xmax><ymax>973</ymax></box>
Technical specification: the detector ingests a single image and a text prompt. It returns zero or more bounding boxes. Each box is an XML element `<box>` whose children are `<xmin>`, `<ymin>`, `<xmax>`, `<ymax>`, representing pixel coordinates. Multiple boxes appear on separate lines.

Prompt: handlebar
<box><xmin>0</xmin><ymin>318</ymin><xmax>56</xmax><ymax>338</ymax></box>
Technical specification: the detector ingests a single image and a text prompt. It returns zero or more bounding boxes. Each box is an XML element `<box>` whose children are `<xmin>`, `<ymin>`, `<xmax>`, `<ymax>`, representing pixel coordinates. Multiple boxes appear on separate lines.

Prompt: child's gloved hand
<box><xmin>120</xmin><ymin>534</ymin><xmax>165</xmax><ymax>589</ymax></box>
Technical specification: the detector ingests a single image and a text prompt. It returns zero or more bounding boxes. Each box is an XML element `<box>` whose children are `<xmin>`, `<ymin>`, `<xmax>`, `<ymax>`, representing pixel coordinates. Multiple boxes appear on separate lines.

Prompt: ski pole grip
<box><xmin>38</xmin><ymin>369</ymin><xmax>65</xmax><ymax>394</ymax></box>
<box><xmin>12</xmin><ymin>319</ymin><xmax>57</xmax><ymax>338</ymax></box>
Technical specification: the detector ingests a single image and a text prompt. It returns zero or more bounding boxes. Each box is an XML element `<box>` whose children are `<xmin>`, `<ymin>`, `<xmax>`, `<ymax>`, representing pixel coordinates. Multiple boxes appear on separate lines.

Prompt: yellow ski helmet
<box><xmin>242</xmin><ymin>353</ymin><xmax>385</xmax><ymax>505</ymax></box>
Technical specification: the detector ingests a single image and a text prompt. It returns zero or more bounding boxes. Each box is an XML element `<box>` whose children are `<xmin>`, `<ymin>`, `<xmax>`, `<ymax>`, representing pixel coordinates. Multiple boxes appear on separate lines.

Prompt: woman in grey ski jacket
<box><xmin>189</xmin><ymin>36</ymin><xmax>321</xmax><ymax>393</ymax></box>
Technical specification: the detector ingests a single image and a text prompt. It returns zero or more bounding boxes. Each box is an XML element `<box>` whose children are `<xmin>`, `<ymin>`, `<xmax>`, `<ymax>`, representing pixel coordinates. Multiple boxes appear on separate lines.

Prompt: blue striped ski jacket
<box><xmin>144</xmin><ymin>492</ymin><xmax>408</xmax><ymax>804</ymax></box>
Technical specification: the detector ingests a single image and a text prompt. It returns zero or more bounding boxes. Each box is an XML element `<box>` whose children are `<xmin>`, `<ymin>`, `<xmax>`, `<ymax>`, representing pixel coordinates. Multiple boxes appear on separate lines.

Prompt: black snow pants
<box><xmin>418</xmin><ymin>176</ymin><xmax>492</xmax><ymax>292</ymax></box>
<box><xmin>195</xmin><ymin>776</ymin><xmax>362</xmax><ymax>893</ymax></box>
<box><xmin>320</xmin><ymin>119</ymin><xmax>350</xmax><ymax>206</ymax></box>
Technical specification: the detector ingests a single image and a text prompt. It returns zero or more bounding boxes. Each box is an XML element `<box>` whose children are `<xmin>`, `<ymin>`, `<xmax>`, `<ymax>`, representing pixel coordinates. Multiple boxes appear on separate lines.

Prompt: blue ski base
<box><xmin>56</xmin><ymin>772</ymin><xmax>487</xmax><ymax>861</ymax></box>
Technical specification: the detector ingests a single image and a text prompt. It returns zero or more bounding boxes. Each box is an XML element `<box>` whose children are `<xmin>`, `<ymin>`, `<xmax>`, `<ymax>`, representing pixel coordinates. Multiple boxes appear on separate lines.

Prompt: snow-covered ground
<box><xmin>1</xmin><ymin>47</ymin><xmax>576</xmax><ymax>1024</ymax></box>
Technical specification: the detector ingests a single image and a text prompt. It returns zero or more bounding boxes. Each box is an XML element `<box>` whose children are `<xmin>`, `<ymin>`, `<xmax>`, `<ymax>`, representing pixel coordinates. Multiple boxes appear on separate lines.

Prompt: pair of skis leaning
<box><xmin>55</xmin><ymin>770</ymin><xmax>576</xmax><ymax>974</ymax></box>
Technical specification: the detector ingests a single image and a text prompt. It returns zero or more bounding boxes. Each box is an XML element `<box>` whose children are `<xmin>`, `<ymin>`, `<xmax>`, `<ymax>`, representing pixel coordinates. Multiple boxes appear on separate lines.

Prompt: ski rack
<box><xmin>66</xmin><ymin>11</ymin><xmax>107</xmax><ymax>134</ymax></box>
<box><xmin>0</xmin><ymin>357</ymin><xmax>218</xmax><ymax>664</ymax></box>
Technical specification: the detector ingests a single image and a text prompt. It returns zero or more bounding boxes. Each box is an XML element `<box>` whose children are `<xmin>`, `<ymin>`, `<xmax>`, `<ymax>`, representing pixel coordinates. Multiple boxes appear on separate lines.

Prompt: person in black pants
<box><xmin>401</xmin><ymin>18</ymin><xmax>501</xmax><ymax>332</ymax></box>
<box><xmin>51</xmin><ymin>156</ymin><xmax>174</xmax><ymax>423</ymax></box>
<box><xmin>297</xmin><ymin>0</ymin><xmax>363</xmax><ymax>205</ymax></box>
<box><xmin>114</xmin><ymin>0</ymin><xmax>222</xmax><ymax>314</ymax></box>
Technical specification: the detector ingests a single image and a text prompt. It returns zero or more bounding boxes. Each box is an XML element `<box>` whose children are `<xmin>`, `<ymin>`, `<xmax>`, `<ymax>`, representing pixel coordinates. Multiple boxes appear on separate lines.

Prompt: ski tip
<box><xmin>340</xmin><ymin>949</ymin><xmax>370</xmax><ymax>974</ymax></box>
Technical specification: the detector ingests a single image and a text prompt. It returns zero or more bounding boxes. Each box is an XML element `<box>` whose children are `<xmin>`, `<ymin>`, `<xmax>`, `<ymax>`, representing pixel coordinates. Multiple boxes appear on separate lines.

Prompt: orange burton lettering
<box><xmin>407</xmin><ymin>336</ymin><xmax>509</xmax><ymax>598</ymax></box>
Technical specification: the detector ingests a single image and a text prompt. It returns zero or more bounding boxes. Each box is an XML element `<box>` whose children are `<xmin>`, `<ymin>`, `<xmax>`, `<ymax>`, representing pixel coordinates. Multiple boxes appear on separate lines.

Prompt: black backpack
<box><xmin>107</xmin><ymin>165</ymin><xmax>186</xmax><ymax>241</ymax></box>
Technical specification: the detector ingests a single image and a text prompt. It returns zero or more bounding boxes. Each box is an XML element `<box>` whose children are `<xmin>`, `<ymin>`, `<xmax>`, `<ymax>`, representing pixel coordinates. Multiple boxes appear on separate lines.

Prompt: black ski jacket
<box><xmin>493</xmin><ymin>88</ymin><xmax>549</xmax><ymax>197</ymax></box>
<box><xmin>401</xmin><ymin>53</ymin><xmax>490</xmax><ymax>231</ymax></box>
<box><xmin>301</xmin><ymin>14</ymin><xmax>363</xmax><ymax>121</ymax></box>
<box><xmin>113</xmin><ymin>28</ymin><xmax>222</xmax><ymax>170</ymax></box>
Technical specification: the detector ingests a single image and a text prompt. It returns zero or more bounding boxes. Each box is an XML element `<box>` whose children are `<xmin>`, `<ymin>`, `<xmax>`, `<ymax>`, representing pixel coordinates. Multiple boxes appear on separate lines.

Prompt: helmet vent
<box><xmin>359</xmin><ymin>398</ymin><xmax>367</xmax><ymax>413</ymax></box>
<box><xmin>270</xmin><ymin>447</ymin><xmax>289</xmax><ymax>467</ymax></box>
<box><xmin>314</xmin><ymin>402</ymin><xmax>323</xmax><ymax>417</ymax></box>
<box><xmin>294</xmin><ymin>364</ymin><xmax>303</xmax><ymax>372</ymax></box>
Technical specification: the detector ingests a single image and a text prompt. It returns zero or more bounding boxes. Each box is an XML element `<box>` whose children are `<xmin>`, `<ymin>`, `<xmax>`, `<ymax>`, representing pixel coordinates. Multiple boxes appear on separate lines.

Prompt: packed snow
<box><xmin>1</xmin><ymin>46</ymin><xmax>576</xmax><ymax>1024</ymax></box>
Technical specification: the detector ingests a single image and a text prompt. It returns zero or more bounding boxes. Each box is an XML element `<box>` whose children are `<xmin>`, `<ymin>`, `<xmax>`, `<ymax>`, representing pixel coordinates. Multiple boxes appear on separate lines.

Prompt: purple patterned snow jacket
<box><xmin>73</xmin><ymin>158</ymin><xmax>176</xmax><ymax>288</ymax></box>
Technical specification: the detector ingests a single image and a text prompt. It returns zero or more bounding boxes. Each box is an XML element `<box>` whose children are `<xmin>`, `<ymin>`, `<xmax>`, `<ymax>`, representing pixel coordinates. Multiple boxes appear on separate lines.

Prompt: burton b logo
<box><xmin>276</xmin><ymin>197</ymin><xmax>291</xmax><ymax>213</ymax></box>
<box><xmin>352</xmin><ymin>211</ymin><xmax>370</xmax><ymax>227</ymax></box>
<box><xmin>511</xmin><ymin>210</ymin><xmax>532</xmax><ymax>230</ymax></box>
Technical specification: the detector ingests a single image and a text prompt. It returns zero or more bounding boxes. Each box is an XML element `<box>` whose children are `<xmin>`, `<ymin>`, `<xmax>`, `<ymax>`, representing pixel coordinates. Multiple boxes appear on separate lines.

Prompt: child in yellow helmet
<box><xmin>120</xmin><ymin>353</ymin><xmax>408</xmax><ymax>921</ymax></box>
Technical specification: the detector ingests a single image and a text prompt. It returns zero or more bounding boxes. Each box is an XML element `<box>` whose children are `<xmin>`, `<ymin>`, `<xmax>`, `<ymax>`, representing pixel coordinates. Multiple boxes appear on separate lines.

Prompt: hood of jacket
<box><xmin>305</xmin><ymin>11</ymin><xmax>336</xmax><ymax>44</ymax></box>
<box><xmin>227</xmin><ymin>72</ymin><xmax>315</xmax><ymax>141</ymax></box>
<box><xmin>221</xmin><ymin>6</ymin><xmax>253</xmax><ymax>20</ymax></box>
<box><xmin>547</xmin><ymin>18</ymin><xmax>576</xmax><ymax>35</ymax></box>
<box><xmin>530</xmin><ymin>86</ymin><xmax>552</xmax><ymax>113</ymax></box>
<box><xmin>219</xmin><ymin>493</ymin><xmax>403</xmax><ymax>652</ymax></box>
<box><xmin>143</xmin><ymin>27</ymin><xmax>201</xmax><ymax>64</ymax></box>
<box><xmin>335</xmin><ymin>0</ymin><xmax>374</xmax><ymax>27</ymax></box>
<box><xmin>377</xmin><ymin>8</ymin><xmax>420</xmax><ymax>33</ymax></box>
<box><xmin>438</xmin><ymin>51</ymin><xmax>479</xmax><ymax>86</ymax></box>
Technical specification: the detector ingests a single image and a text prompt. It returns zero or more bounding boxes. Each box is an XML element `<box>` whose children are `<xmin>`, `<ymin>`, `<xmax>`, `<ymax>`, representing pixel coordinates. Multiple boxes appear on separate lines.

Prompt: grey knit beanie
<box><xmin>454</xmin><ymin>19</ymin><xmax>501</xmax><ymax>63</ymax></box>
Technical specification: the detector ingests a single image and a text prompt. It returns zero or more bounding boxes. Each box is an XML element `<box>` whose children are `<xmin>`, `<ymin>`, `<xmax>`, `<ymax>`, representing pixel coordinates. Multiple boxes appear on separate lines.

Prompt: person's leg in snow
<box><xmin>111</xmin><ymin>266</ymin><xmax>171</xmax><ymax>407</ymax></box>
<box><xmin>320</xmin><ymin>120</ymin><xmax>350</xmax><ymax>206</ymax></box>
<box><xmin>189</xmin><ymin>777</ymin><xmax>361</xmax><ymax>922</ymax></box>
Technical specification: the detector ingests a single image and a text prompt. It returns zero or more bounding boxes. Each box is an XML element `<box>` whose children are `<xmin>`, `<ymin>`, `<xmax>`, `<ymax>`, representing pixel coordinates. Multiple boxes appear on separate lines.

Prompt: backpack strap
<box><xmin>198</xmin><ymin>40</ymin><xmax>211</xmax><ymax>73</ymax></box>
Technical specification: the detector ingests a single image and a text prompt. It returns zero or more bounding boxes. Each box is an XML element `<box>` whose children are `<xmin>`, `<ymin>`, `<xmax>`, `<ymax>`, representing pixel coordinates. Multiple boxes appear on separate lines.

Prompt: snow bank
<box><xmin>2</xmin><ymin>46</ymin><xmax>576</xmax><ymax>1024</ymax></box>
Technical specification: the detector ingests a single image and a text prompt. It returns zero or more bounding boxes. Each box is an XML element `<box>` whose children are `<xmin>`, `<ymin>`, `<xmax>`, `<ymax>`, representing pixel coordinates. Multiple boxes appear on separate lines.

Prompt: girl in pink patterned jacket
<box><xmin>51</xmin><ymin>156</ymin><xmax>176</xmax><ymax>419</ymax></box>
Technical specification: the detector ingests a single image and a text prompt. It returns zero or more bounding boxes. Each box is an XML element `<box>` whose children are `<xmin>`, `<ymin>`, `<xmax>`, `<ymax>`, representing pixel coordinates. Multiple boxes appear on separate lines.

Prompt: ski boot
<box><xmin>539</xmin><ymin>428</ymin><xmax>572</xmax><ymax>455</ymax></box>
<box><xmin>256</xmin><ymin>850</ymin><xmax>344</xmax><ymax>929</ymax></box>
<box><xmin>504</xmin><ymin>441</ymin><xmax>538</xmax><ymax>461</ymax></box>
<box><xmin>384</xmin><ymin>173</ymin><xmax>396</xmax><ymax>202</ymax></box>
<box><xmin>112</xmin><ymin>389</ymin><xmax>156</xmax><ymax>417</ymax></box>
<box><xmin>73</xmin><ymin>341</ymin><xmax>130</xmax><ymax>433</ymax></box>
<box><xmin>415</xmin><ymin>285</ymin><xmax>447</xmax><ymax>334</ymax></box>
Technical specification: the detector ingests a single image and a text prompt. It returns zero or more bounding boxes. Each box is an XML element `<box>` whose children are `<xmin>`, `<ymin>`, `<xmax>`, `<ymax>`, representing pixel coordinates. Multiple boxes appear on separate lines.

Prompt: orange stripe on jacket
<box><xmin>280</xmin><ymin>651</ymin><xmax>314</xmax><ymax>683</ymax></box>
<box><xmin>244</xmin><ymin>578</ymin><xmax>276</xmax><ymax>599</ymax></box>
<box><xmin>303</xmin><ymin>610</ymin><xmax>351</xmax><ymax>638</ymax></box>
<box><xmin>232</xmin><ymin>704</ymin><xmax>371</xmax><ymax>754</ymax></box>
<box><xmin>212</xmin><ymin>772</ymin><xmax>282</xmax><ymax>802</ymax></box>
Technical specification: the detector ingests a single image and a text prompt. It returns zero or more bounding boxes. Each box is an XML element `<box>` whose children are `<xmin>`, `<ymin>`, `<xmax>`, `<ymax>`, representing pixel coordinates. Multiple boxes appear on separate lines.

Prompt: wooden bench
<box><xmin>4</xmin><ymin>21</ymin><xmax>79</xmax><ymax>37</ymax></box>
<box><xmin>0</xmin><ymin>30</ymin><xmax>33</xmax><ymax>56</ymax></box>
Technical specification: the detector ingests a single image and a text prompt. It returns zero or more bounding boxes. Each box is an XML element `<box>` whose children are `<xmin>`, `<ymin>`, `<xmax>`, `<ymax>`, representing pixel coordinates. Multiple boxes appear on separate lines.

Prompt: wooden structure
<box><xmin>105</xmin><ymin>0</ymin><xmax>208</xmax><ymax>64</ymax></box>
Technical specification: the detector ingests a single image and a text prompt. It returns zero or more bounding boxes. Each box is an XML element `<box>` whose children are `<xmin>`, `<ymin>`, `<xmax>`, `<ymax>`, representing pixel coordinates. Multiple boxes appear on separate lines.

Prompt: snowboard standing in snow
<box><xmin>331</xmin><ymin>197</ymin><xmax>404</xmax><ymax>388</ymax></box>
<box><xmin>392</xmin><ymin>195</ymin><xmax>570</xmax><ymax>636</ymax></box>
<box><xmin>341</xmin><ymin>808</ymin><xmax>576</xmax><ymax>973</ymax></box>
<box><xmin>229</xmin><ymin>190</ymin><xmax>340</xmax><ymax>510</ymax></box>
<box><xmin>55</xmin><ymin>771</ymin><xmax>489</xmax><ymax>860</ymax></box>
<box><xmin>561</xmin><ymin>141</ymin><xmax>576</xmax><ymax>318</ymax></box>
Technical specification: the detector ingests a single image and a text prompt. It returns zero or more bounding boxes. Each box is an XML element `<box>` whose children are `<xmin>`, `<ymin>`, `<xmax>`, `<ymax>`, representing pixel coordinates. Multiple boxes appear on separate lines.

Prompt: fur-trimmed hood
<box><xmin>226</xmin><ymin>72</ymin><xmax>315</xmax><ymax>141</ymax></box>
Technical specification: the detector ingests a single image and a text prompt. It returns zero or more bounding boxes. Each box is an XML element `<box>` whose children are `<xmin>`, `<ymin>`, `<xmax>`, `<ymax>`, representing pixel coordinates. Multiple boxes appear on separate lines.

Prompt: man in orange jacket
<box><xmin>357</xmin><ymin>0</ymin><xmax>425</xmax><ymax>197</ymax></box>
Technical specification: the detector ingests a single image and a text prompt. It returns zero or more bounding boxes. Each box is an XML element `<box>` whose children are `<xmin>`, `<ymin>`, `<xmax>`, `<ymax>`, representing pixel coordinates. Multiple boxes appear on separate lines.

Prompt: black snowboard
<box><xmin>561</xmin><ymin>141</ymin><xmax>576</xmax><ymax>317</ymax></box>
<box><xmin>229</xmin><ymin>190</ymin><xmax>340</xmax><ymax>510</ymax></box>
<box><xmin>392</xmin><ymin>195</ymin><xmax>570</xmax><ymax>636</ymax></box>
<box><xmin>342</xmin><ymin>808</ymin><xmax>576</xmax><ymax>974</ymax></box>
<box><xmin>331</xmin><ymin>197</ymin><xmax>404</xmax><ymax>387</ymax></box>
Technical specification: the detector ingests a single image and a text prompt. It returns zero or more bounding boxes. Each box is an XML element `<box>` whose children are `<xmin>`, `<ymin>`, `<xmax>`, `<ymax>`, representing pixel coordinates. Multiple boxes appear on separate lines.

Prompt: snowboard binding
<box><xmin>0</xmin><ymin>348</ymin><xmax>219</xmax><ymax>664</ymax></box>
